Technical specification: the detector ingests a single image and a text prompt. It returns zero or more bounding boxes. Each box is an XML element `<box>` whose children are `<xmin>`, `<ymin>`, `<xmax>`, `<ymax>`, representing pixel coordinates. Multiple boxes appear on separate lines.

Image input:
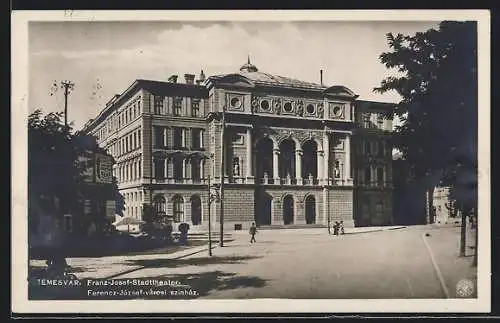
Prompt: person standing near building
<box><xmin>339</xmin><ymin>221</ymin><xmax>345</xmax><ymax>235</ymax></box>
<box><xmin>249</xmin><ymin>222</ymin><xmax>257</xmax><ymax>243</ymax></box>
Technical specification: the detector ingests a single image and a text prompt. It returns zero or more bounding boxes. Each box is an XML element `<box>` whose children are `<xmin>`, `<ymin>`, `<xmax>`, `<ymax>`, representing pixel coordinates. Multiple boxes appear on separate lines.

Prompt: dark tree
<box><xmin>28</xmin><ymin>109</ymin><xmax>123</xmax><ymax>236</ymax></box>
<box><xmin>374</xmin><ymin>21</ymin><xmax>478</xmax><ymax>260</ymax></box>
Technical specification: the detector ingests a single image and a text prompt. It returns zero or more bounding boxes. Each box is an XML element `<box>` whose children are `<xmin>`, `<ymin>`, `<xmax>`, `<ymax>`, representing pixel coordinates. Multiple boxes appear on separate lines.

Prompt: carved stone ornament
<box><xmin>318</xmin><ymin>103</ymin><xmax>324</xmax><ymax>118</ymax></box>
<box><xmin>274</xmin><ymin>98</ymin><xmax>282</xmax><ymax>115</ymax></box>
<box><xmin>295</xmin><ymin>100</ymin><xmax>304</xmax><ymax>117</ymax></box>
<box><xmin>251</xmin><ymin>96</ymin><xmax>259</xmax><ymax>112</ymax></box>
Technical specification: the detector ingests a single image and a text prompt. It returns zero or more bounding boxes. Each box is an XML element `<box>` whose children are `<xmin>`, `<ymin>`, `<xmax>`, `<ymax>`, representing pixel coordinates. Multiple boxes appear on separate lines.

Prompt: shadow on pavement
<box><xmin>124</xmin><ymin>255</ymin><xmax>262</xmax><ymax>269</ymax></box>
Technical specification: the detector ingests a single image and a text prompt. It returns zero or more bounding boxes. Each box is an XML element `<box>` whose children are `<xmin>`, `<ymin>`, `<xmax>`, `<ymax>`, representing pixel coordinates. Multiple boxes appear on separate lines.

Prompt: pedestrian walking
<box><xmin>249</xmin><ymin>222</ymin><xmax>257</xmax><ymax>243</ymax></box>
<box><xmin>339</xmin><ymin>220</ymin><xmax>345</xmax><ymax>235</ymax></box>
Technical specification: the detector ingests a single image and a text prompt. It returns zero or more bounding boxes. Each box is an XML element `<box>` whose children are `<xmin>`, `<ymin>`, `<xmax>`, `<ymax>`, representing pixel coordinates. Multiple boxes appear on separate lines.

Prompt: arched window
<box><xmin>173</xmin><ymin>195</ymin><xmax>184</xmax><ymax>223</ymax></box>
<box><xmin>173</xmin><ymin>156</ymin><xmax>184</xmax><ymax>180</ymax></box>
<box><xmin>191</xmin><ymin>195</ymin><xmax>202</xmax><ymax>225</ymax></box>
<box><xmin>153</xmin><ymin>195</ymin><xmax>166</xmax><ymax>219</ymax></box>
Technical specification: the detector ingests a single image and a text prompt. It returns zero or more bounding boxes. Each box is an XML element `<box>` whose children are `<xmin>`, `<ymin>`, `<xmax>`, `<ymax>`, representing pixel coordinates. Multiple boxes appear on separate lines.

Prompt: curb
<box><xmin>103</xmin><ymin>244</ymin><xmax>218</xmax><ymax>280</ymax></box>
<box><xmin>421</xmin><ymin>233</ymin><xmax>450</xmax><ymax>298</ymax></box>
<box><xmin>342</xmin><ymin>226</ymin><xmax>407</xmax><ymax>235</ymax></box>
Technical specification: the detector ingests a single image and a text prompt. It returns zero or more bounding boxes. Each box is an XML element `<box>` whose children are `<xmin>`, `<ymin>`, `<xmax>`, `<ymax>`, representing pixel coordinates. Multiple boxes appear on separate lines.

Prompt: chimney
<box><xmin>184</xmin><ymin>74</ymin><xmax>195</xmax><ymax>85</ymax></box>
<box><xmin>168</xmin><ymin>75</ymin><xmax>178</xmax><ymax>83</ymax></box>
<box><xmin>320</xmin><ymin>70</ymin><xmax>323</xmax><ymax>86</ymax></box>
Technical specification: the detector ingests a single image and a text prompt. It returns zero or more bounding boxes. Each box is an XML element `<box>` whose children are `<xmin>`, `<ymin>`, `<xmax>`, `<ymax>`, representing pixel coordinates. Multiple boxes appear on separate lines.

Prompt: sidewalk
<box><xmin>422</xmin><ymin>225</ymin><xmax>477</xmax><ymax>298</ymax></box>
<box><xmin>29</xmin><ymin>226</ymin><xmax>406</xmax><ymax>280</ymax></box>
<box><xmin>29</xmin><ymin>242</ymin><xmax>215</xmax><ymax>280</ymax></box>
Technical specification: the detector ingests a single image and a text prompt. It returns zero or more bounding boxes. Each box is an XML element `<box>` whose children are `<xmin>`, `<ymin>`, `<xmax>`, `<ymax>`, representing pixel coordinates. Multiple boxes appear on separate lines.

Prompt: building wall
<box><xmin>352</xmin><ymin>101</ymin><xmax>394</xmax><ymax>226</ymax></box>
<box><xmin>83</xmin><ymin>76</ymin><xmax>393</xmax><ymax>230</ymax></box>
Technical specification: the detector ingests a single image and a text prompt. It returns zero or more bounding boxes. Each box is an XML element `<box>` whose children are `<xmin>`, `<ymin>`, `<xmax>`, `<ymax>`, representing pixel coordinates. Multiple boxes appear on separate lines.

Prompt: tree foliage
<box><xmin>28</xmin><ymin>109</ymin><xmax>123</xmax><ymax>228</ymax></box>
<box><xmin>374</xmin><ymin>21</ymin><xmax>478</xmax><ymax>213</ymax></box>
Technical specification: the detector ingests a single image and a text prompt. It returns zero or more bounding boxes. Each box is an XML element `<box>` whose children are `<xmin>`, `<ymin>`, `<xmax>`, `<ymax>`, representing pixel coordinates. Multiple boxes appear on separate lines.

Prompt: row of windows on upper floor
<box><xmin>153</xmin><ymin>126</ymin><xmax>205</xmax><ymax>150</ymax></box>
<box><xmin>357</xmin><ymin>139</ymin><xmax>391</xmax><ymax>157</ymax></box>
<box><xmin>357</xmin><ymin>166</ymin><xmax>388</xmax><ymax>186</ymax></box>
<box><xmin>359</xmin><ymin>112</ymin><xmax>391</xmax><ymax>131</ymax></box>
<box><xmin>153</xmin><ymin>96</ymin><xmax>203</xmax><ymax>118</ymax></box>
<box><xmin>94</xmin><ymin>98</ymin><xmax>142</xmax><ymax>141</ymax></box>
<box><xmin>106</xmin><ymin>128</ymin><xmax>142</xmax><ymax>158</ymax></box>
<box><xmin>115</xmin><ymin>158</ymin><xmax>142</xmax><ymax>183</ymax></box>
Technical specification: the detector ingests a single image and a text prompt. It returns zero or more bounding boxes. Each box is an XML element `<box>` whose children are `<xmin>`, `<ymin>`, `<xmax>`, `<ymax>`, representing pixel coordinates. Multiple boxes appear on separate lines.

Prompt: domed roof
<box><xmin>239</xmin><ymin>56</ymin><xmax>258</xmax><ymax>73</ymax></box>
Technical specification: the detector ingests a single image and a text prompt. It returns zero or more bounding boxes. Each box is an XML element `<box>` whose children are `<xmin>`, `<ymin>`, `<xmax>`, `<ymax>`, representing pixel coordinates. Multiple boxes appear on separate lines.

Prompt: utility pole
<box><xmin>219</xmin><ymin>104</ymin><xmax>226</xmax><ymax>247</ymax></box>
<box><xmin>60</xmin><ymin>80</ymin><xmax>75</xmax><ymax>129</ymax></box>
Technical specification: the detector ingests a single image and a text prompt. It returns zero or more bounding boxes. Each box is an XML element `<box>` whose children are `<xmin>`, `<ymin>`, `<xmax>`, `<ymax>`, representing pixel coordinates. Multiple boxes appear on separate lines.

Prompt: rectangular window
<box><xmin>362</xmin><ymin>113</ymin><xmax>371</xmax><ymax>128</ymax></box>
<box><xmin>377</xmin><ymin>114</ymin><xmax>384</xmax><ymax>129</ymax></box>
<box><xmin>138</xmin><ymin>160</ymin><xmax>141</xmax><ymax>178</ymax></box>
<box><xmin>173</xmin><ymin>199</ymin><xmax>183</xmax><ymax>223</ymax></box>
<box><xmin>133</xmin><ymin>132</ymin><xmax>137</xmax><ymax>149</ymax></box>
<box><xmin>154</xmin><ymin>126</ymin><xmax>164</xmax><ymax>148</ymax></box>
<box><xmin>173</xmin><ymin>127</ymin><xmax>183</xmax><ymax>148</ymax></box>
<box><xmin>377</xmin><ymin>167</ymin><xmax>384</xmax><ymax>186</ymax></box>
<box><xmin>154</xmin><ymin>96</ymin><xmax>164</xmax><ymax>115</ymax></box>
<box><xmin>191</xmin><ymin>128</ymin><xmax>201</xmax><ymax>149</ymax></box>
<box><xmin>154</xmin><ymin>158</ymin><xmax>165</xmax><ymax>179</ymax></box>
<box><xmin>372</xmin><ymin>141</ymin><xmax>379</xmax><ymax>155</ymax></box>
<box><xmin>191</xmin><ymin>100</ymin><xmax>200</xmax><ymax>117</ymax></box>
<box><xmin>173</xmin><ymin>97</ymin><xmax>183</xmax><ymax>116</ymax></box>
<box><xmin>364</xmin><ymin>140</ymin><xmax>371</xmax><ymax>155</ymax></box>
<box><xmin>364</xmin><ymin>167</ymin><xmax>371</xmax><ymax>184</ymax></box>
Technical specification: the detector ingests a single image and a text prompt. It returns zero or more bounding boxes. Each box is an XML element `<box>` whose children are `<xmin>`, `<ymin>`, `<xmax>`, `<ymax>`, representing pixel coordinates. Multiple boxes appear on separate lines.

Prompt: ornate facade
<box><xmin>82</xmin><ymin>60</ymin><xmax>394</xmax><ymax>231</ymax></box>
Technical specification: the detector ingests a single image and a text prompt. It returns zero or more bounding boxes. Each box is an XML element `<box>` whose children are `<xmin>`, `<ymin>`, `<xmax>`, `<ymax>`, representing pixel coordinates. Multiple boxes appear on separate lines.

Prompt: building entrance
<box><xmin>283</xmin><ymin>195</ymin><xmax>294</xmax><ymax>225</ymax></box>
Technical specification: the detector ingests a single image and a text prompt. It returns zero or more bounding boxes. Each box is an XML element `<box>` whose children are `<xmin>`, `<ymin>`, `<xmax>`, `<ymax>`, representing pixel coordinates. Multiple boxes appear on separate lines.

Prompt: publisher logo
<box><xmin>456</xmin><ymin>279</ymin><xmax>475</xmax><ymax>298</ymax></box>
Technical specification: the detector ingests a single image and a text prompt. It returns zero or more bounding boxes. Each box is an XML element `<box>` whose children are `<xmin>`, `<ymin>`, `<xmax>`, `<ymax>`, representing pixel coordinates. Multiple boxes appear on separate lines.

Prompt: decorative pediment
<box><xmin>323</xmin><ymin>85</ymin><xmax>357</xmax><ymax>98</ymax></box>
<box><xmin>215</xmin><ymin>74</ymin><xmax>256</xmax><ymax>88</ymax></box>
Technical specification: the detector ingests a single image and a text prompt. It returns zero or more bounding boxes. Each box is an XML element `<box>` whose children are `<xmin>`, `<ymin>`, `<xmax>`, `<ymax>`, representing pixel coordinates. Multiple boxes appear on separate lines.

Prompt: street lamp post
<box><xmin>207</xmin><ymin>175</ymin><xmax>212</xmax><ymax>256</ymax></box>
<box><xmin>219</xmin><ymin>105</ymin><xmax>226</xmax><ymax>247</ymax></box>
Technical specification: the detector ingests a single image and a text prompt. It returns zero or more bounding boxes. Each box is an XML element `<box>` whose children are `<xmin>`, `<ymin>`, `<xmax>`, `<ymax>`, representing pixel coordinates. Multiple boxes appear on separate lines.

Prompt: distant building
<box><xmin>81</xmin><ymin>60</ymin><xmax>395</xmax><ymax>230</ymax></box>
<box><xmin>353</xmin><ymin>101</ymin><xmax>394</xmax><ymax>226</ymax></box>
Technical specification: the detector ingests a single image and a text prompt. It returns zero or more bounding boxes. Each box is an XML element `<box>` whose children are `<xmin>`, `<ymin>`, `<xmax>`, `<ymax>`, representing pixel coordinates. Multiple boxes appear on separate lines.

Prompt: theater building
<box><xmin>82</xmin><ymin>60</ymin><xmax>394</xmax><ymax>231</ymax></box>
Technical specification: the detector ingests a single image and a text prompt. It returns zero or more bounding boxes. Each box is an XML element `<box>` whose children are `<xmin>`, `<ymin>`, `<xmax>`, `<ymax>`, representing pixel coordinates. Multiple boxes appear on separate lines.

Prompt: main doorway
<box><xmin>283</xmin><ymin>195</ymin><xmax>294</xmax><ymax>225</ymax></box>
<box><xmin>255</xmin><ymin>192</ymin><xmax>272</xmax><ymax>225</ymax></box>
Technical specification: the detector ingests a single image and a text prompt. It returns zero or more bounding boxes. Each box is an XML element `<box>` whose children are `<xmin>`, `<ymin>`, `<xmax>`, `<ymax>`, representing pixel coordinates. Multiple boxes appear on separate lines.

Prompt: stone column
<box><xmin>182</xmin><ymin>128</ymin><xmax>186</xmax><ymax>148</ymax></box>
<box><xmin>164</xmin><ymin>158</ymin><xmax>168</xmax><ymax>179</ymax></box>
<box><xmin>246</xmin><ymin>128</ymin><xmax>253</xmax><ymax>180</ymax></box>
<box><xmin>345</xmin><ymin>134</ymin><xmax>351</xmax><ymax>181</ymax></box>
<box><xmin>182</xmin><ymin>158</ymin><xmax>187</xmax><ymax>179</ymax></box>
<box><xmin>201</xmin><ymin>158</ymin><xmax>205</xmax><ymax>179</ymax></box>
<box><xmin>163</xmin><ymin>127</ymin><xmax>168</xmax><ymax>147</ymax></box>
<box><xmin>200</xmin><ymin>130</ymin><xmax>204</xmax><ymax>149</ymax></box>
<box><xmin>273</xmin><ymin>148</ymin><xmax>280</xmax><ymax>182</ymax></box>
<box><xmin>323</xmin><ymin>132</ymin><xmax>330</xmax><ymax>185</ymax></box>
<box><xmin>317</xmin><ymin>151</ymin><xmax>324</xmax><ymax>185</ymax></box>
<box><xmin>295</xmin><ymin>149</ymin><xmax>303</xmax><ymax>185</ymax></box>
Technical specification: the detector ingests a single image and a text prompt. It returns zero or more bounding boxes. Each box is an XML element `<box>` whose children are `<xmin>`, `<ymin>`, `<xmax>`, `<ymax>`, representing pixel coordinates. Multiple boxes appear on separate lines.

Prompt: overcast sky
<box><xmin>29</xmin><ymin>20</ymin><xmax>439</xmax><ymax>129</ymax></box>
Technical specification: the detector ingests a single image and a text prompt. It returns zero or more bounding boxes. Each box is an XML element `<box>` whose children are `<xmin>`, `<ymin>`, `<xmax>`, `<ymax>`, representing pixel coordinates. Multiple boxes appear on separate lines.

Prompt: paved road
<box><xmin>112</xmin><ymin>226</ymin><xmax>469</xmax><ymax>299</ymax></box>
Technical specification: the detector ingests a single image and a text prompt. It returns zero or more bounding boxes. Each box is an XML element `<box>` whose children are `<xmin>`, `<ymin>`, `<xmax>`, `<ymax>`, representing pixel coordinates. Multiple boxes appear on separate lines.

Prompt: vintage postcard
<box><xmin>12</xmin><ymin>10</ymin><xmax>491</xmax><ymax>314</ymax></box>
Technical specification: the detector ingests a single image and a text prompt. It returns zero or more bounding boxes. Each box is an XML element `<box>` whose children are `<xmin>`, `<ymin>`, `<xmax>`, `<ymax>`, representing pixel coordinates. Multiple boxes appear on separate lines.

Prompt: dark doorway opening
<box><xmin>255</xmin><ymin>192</ymin><xmax>272</xmax><ymax>226</ymax></box>
<box><xmin>283</xmin><ymin>195</ymin><xmax>294</xmax><ymax>225</ymax></box>
<box><xmin>305</xmin><ymin>195</ymin><xmax>316</xmax><ymax>224</ymax></box>
<box><xmin>191</xmin><ymin>195</ymin><xmax>202</xmax><ymax>225</ymax></box>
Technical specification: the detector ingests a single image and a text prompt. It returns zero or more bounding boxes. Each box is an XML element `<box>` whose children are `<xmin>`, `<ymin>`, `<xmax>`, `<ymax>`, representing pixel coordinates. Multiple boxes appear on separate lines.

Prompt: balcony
<box><xmin>359</xmin><ymin>181</ymin><xmax>393</xmax><ymax>188</ymax></box>
<box><xmin>257</xmin><ymin>176</ymin><xmax>353</xmax><ymax>187</ymax></box>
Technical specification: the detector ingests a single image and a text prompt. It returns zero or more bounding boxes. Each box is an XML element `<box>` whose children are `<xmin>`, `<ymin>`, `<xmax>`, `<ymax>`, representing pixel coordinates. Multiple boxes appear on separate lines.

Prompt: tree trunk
<box><xmin>459</xmin><ymin>209</ymin><xmax>467</xmax><ymax>257</ymax></box>
<box><xmin>473</xmin><ymin>213</ymin><xmax>478</xmax><ymax>266</ymax></box>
